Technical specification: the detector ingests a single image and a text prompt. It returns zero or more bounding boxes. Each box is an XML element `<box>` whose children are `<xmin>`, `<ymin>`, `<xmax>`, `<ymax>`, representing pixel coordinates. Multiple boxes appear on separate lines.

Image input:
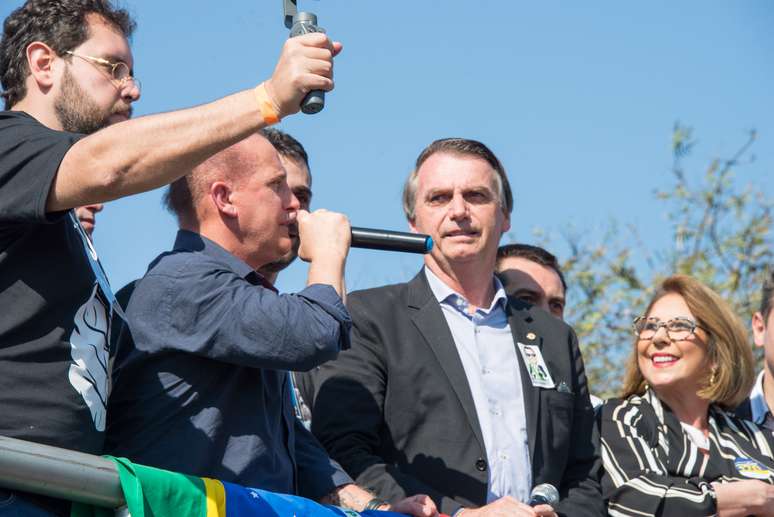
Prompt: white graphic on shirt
<box><xmin>68</xmin><ymin>283</ymin><xmax>110</xmax><ymax>431</ymax></box>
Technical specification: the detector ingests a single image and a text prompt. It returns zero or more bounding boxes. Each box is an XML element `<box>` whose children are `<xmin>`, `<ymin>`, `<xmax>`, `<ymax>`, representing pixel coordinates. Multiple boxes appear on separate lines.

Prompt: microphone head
<box><xmin>529</xmin><ymin>483</ymin><xmax>559</xmax><ymax>506</ymax></box>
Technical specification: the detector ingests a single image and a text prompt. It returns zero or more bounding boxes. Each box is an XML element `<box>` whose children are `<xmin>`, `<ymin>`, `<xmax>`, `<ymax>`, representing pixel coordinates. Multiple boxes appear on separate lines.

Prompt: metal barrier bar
<box><xmin>0</xmin><ymin>435</ymin><xmax>126</xmax><ymax>512</ymax></box>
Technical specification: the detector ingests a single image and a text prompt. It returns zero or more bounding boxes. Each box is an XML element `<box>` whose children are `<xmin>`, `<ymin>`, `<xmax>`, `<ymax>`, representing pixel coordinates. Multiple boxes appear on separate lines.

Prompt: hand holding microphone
<box><xmin>297</xmin><ymin>209</ymin><xmax>350</xmax><ymax>297</ymax></box>
<box><xmin>296</xmin><ymin>209</ymin><xmax>350</xmax><ymax>264</ymax></box>
<box><xmin>296</xmin><ymin>210</ymin><xmax>434</xmax><ymax>260</ymax></box>
<box><xmin>296</xmin><ymin>209</ymin><xmax>432</xmax><ymax>296</ymax></box>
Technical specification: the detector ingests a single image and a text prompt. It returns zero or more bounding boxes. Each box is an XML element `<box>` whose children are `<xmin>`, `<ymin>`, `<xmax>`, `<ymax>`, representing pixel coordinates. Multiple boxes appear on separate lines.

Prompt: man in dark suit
<box><xmin>495</xmin><ymin>243</ymin><xmax>567</xmax><ymax>320</ymax></box>
<box><xmin>736</xmin><ymin>268</ymin><xmax>774</xmax><ymax>428</ymax></box>
<box><xmin>311</xmin><ymin>138</ymin><xmax>602</xmax><ymax>516</ymax></box>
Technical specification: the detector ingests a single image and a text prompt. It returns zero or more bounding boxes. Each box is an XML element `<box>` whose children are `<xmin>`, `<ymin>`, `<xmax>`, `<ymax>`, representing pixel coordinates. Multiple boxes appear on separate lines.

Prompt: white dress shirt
<box><xmin>425</xmin><ymin>267</ymin><xmax>532</xmax><ymax>503</ymax></box>
<box><xmin>749</xmin><ymin>370</ymin><xmax>774</xmax><ymax>431</ymax></box>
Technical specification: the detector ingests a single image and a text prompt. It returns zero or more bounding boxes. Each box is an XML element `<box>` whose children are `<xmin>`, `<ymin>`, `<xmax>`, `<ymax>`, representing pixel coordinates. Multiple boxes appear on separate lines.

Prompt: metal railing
<box><xmin>0</xmin><ymin>435</ymin><xmax>129</xmax><ymax>516</ymax></box>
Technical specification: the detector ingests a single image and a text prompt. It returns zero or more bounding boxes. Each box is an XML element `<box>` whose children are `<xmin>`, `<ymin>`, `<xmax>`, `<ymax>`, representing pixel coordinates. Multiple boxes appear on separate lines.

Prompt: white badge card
<box><xmin>518</xmin><ymin>342</ymin><xmax>555</xmax><ymax>389</ymax></box>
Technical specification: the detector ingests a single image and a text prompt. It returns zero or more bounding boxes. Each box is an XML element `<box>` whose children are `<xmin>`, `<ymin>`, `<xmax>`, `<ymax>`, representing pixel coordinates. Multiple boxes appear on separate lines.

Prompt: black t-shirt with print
<box><xmin>0</xmin><ymin>111</ymin><xmax>116</xmax><ymax>458</ymax></box>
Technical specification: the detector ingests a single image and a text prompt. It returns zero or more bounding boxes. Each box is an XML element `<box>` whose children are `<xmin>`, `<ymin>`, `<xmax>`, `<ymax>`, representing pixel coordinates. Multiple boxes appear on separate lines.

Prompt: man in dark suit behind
<box><xmin>736</xmin><ymin>268</ymin><xmax>774</xmax><ymax>428</ymax></box>
<box><xmin>311</xmin><ymin>138</ymin><xmax>602</xmax><ymax>516</ymax></box>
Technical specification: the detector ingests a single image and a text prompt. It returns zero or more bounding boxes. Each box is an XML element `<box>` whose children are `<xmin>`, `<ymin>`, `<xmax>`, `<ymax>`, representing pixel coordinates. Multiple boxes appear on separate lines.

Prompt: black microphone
<box><xmin>528</xmin><ymin>483</ymin><xmax>559</xmax><ymax>507</ymax></box>
<box><xmin>351</xmin><ymin>227</ymin><xmax>433</xmax><ymax>254</ymax></box>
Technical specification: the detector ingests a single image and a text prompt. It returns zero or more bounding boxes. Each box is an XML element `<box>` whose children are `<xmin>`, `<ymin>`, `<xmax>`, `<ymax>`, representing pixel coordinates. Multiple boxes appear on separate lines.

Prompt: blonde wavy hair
<box><xmin>621</xmin><ymin>275</ymin><xmax>754</xmax><ymax>409</ymax></box>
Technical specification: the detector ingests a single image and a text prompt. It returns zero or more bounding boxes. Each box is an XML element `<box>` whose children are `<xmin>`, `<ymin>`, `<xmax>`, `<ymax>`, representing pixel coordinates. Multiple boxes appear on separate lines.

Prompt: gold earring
<box><xmin>710</xmin><ymin>366</ymin><xmax>718</xmax><ymax>386</ymax></box>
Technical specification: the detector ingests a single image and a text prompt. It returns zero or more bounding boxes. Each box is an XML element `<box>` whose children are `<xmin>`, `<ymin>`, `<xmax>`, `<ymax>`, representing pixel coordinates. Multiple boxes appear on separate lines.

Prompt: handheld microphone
<box><xmin>288</xmin><ymin>12</ymin><xmax>326</xmax><ymax>114</ymax></box>
<box><xmin>351</xmin><ymin>227</ymin><xmax>433</xmax><ymax>254</ymax></box>
<box><xmin>528</xmin><ymin>483</ymin><xmax>559</xmax><ymax>507</ymax></box>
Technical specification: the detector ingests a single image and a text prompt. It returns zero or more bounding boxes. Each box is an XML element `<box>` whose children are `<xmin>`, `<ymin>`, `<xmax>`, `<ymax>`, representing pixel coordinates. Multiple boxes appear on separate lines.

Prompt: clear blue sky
<box><xmin>2</xmin><ymin>1</ymin><xmax>772</xmax><ymax>296</ymax></box>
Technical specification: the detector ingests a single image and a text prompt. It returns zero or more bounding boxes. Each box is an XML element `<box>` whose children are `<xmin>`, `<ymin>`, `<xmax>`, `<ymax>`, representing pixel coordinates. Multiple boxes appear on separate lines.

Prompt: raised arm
<box><xmin>49</xmin><ymin>33</ymin><xmax>341</xmax><ymax>211</ymax></box>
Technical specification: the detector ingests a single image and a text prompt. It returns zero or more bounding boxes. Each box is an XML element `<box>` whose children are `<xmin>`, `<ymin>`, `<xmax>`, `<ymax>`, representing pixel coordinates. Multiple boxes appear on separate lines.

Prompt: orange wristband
<box><xmin>254</xmin><ymin>82</ymin><xmax>280</xmax><ymax>125</ymax></box>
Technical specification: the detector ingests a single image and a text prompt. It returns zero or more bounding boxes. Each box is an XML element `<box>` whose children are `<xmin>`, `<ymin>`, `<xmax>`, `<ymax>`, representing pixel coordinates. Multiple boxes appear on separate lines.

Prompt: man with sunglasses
<box><xmin>0</xmin><ymin>1</ymin><xmax>341</xmax><ymax>515</ymax></box>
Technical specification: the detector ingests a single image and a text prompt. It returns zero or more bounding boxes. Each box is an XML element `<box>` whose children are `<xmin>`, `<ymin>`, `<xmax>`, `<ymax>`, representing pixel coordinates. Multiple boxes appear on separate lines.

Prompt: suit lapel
<box><xmin>507</xmin><ymin>298</ymin><xmax>541</xmax><ymax>463</ymax></box>
<box><xmin>406</xmin><ymin>271</ymin><xmax>486</xmax><ymax>452</ymax></box>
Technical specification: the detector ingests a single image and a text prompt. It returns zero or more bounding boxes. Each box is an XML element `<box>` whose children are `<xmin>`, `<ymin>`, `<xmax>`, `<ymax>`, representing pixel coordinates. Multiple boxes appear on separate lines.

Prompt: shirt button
<box><xmin>475</xmin><ymin>458</ymin><xmax>487</xmax><ymax>471</ymax></box>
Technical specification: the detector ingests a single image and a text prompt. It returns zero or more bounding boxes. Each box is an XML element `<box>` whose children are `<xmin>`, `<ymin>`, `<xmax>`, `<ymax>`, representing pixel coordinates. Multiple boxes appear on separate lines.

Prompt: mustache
<box><xmin>112</xmin><ymin>105</ymin><xmax>133</xmax><ymax>119</ymax></box>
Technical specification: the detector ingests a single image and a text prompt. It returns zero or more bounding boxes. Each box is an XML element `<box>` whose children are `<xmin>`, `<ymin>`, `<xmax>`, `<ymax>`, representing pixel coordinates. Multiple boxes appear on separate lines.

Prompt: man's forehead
<box><xmin>279</xmin><ymin>155</ymin><xmax>311</xmax><ymax>188</ymax></box>
<box><xmin>416</xmin><ymin>152</ymin><xmax>497</xmax><ymax>191</ymax></box>
<box><xmin>499</xmin><ymin>258</ymin><xmax>565</xmax><ymax>296</ymax></box>
<box><xmin>212</xmin><ymin>134</ymin><xmax>281</xmax><ymax>185</ymax></box>
<box><xmin>78</xmin><ymin>13</ymin><xmax>133</xmax><ymax>63</ymax></box>
<box><xmin>241</xmin><ymin>134</ymin><xmax>280</xmax><ymax>167</ymax></box>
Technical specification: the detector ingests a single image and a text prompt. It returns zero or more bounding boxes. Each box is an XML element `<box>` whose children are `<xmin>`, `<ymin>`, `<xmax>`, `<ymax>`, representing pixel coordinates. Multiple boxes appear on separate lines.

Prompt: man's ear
<box><xmin>753</xmin><ymin>312</ymin><xmax>767</xmax><ymax>348</ymax></box>
<box><xmin>210</xmin><ymin>181</ymin><xmax>237</xmax><ymax>217</ymax></box>
<box><xmin>26</xmin><ymin>41</ymin><xmax>58</xmax><ymax>91</ymax></box>
<box><xmin>501</xmin><ymin>209</ymin><xmax>511</xmax><ymax>235</ymax></box>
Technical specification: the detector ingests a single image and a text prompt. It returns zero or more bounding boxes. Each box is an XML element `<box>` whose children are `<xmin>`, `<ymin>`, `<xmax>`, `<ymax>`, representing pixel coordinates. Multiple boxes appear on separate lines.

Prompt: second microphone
<box><xmin>350</xmin><ymin>227</ymin><xmax>433</xmax><ymax>254</ymax></box>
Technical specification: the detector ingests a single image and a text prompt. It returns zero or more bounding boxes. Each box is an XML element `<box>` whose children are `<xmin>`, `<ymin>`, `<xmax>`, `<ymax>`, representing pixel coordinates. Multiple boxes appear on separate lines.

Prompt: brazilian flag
<box><xmin>72</xmin><ymin>457</ymin><xmax>407</xmax><ymax>517</ymax></box>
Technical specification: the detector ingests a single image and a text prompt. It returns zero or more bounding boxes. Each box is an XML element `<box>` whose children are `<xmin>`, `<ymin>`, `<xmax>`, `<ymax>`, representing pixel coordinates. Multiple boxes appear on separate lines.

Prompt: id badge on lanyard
<box><xmin>68</xmin><ymin>210</ymin><xmax>124</xmax><ymax>320</ymax></box>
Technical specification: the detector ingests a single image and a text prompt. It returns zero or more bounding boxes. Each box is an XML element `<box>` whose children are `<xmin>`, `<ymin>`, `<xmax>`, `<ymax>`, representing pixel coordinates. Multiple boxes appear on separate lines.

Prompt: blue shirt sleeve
<box><xmin>127</xmin><ymin>254</ymin><xmax>351</xmax><ymax>371</ymax></box>
<box><xmin>293</xmin><ymin>414</ymin><xmax>354</xmax><ymax>500</ymax></box>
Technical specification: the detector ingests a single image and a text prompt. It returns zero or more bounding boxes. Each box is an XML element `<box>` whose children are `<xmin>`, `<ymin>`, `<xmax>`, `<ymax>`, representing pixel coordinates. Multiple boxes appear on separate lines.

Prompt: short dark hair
<box><xmin>496</xmin><ymin>243</ymin><xmax>567</xmax><ymax>293</ymax></box>
<box><xmin>260</xmin><ymin>128</ymin><xmax>310</xmax><ymax>171</ymax></box>
<box><xmin>402</xmin><ymin>138</ymin><xmax>513</xmax><ymax>221</ymax></box>
<box><xmin>163</xmin><ymin>176</ymin><xmax>193</xmax><ymax>224</ymax></box>
<box><xmin>760</xmin><ymin>267</ymin><xmax>774</xmax><ymax>321</ymax></box>
<box><xmin>1</xmin><ymin>0</ymin><xmax>135</xmax><ymax>109</ymax></box>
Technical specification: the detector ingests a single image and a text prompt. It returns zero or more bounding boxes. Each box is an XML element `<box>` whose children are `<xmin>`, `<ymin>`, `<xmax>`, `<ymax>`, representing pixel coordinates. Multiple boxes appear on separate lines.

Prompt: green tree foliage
<box><xmin>559</xmin><ymin>124</ymin><xmax>772</xmax><ymax>397</ymax></box>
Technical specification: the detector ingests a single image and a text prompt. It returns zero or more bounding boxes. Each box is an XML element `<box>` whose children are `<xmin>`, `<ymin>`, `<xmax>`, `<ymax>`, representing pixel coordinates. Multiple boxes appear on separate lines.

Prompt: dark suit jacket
<box><xmin>734</xmin><ymin>398</ymin><xmax>753</xmax><ymax>421</ymax></box>
<box><xmin>311</xmin><ymin>270</ymin><xmax>603</xmax><ymax>516</ymax></box>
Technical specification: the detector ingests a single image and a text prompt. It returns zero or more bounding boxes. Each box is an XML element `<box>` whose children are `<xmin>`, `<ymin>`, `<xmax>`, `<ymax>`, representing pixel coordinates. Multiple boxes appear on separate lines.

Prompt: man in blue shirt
<box><xmin>0</xmin><ymin>0</ymin><xmax>340</xmax><ymax>514</ymax></box>
<box><xmin>256</xmin><ymin>129</ymin><xmax>317</xmax><ymax>427</ymax></box>
<box><xmin>105</xmin><ymin>132</ymin><xmax>436</xmax><ymax>516</ymax></box>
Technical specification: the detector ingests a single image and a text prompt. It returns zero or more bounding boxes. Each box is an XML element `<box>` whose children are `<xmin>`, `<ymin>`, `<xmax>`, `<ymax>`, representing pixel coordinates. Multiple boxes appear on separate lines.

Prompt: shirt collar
<box><xmin>172</xmin><ymin>230</ymin><xmax>275</xmax><ymax>291</ymax></box>
<box><xmin>750</xmin><ymin>369</ymin><xmax>772</xmax><ymax>425</ymax></box>
<box><xmin>423</xmin><ymin>266</ymin><xmax>507</xmax><ymax>315</ymax></box>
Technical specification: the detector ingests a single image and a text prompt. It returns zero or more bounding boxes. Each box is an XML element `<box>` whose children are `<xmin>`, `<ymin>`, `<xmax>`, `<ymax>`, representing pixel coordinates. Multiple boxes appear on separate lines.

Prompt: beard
<box><xmin>54</xmin><ymin>66</ymin><xmax>122</xmax><ymax>134</ymax></box>
<box><xmin>259</xmin><ymin>236</ymin><xmax>300</xmax><ymax>274</ymax></box>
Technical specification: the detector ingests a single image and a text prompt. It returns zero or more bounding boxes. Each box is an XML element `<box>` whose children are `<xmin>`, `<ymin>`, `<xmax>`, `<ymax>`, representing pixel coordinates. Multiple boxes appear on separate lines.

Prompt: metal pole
<box><xmin>0</xmin><ymin>435</ymin><xmax>125</xmax><ymax>509</ymax></box>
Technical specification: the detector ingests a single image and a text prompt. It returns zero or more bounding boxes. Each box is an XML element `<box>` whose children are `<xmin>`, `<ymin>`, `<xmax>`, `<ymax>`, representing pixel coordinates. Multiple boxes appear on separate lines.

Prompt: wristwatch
<box><xmin>364</xmin><ymin>498</ymin><xmax>389</xmax><ymax>510</ymax></box>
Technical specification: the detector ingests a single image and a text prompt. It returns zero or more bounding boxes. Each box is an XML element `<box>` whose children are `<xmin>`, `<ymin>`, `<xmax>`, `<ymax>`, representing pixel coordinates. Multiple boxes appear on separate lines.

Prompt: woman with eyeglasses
<box><xmin>599</xmin><ymin>275</ymin><xmax>774</xmax><ymax>516</ymax></box>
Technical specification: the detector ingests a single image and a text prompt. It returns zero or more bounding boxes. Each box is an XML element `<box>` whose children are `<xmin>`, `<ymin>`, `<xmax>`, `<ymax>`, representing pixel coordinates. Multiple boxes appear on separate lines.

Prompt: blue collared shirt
<box><xmin>749</xmin><ymin>370</ymin><xmax>774</xmax><ymax>431</ymax></box>
<box><xmin>106</xmin><ymin>230</ymin><xmax>352</xmax><ymax>499</ymax></box>
<box><xmin>424</xmin><ymin>267</ymin><xmax>532</xmax><ymax>503</ymax></box>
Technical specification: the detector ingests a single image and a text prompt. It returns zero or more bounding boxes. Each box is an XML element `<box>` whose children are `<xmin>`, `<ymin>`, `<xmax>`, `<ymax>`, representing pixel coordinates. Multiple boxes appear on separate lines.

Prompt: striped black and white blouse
<box><xmin>600</xmin><ymin>389</ymin><xmax>774</xmax><ymax>516</ymax></box>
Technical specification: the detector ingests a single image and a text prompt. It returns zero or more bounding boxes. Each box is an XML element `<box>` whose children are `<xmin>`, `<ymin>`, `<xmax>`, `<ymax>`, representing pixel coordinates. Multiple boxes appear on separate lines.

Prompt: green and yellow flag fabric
<box><xmin>71</xmin><ymin>457</ymin><xmax>405</xmax><ymax>517</ymax></box>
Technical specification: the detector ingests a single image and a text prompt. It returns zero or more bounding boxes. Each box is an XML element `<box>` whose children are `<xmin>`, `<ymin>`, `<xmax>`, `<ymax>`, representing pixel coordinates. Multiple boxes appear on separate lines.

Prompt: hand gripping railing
<box><xmin>0</xmin><ymin>435</ymin><xmax>129</xmax><ymax>516</ymax></box>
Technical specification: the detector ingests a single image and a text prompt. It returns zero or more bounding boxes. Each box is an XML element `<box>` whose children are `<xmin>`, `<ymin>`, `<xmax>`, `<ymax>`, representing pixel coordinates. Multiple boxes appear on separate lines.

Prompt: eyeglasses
<box><xmin>65</xmin><ymin>51</ymin><xmax>140</xmax><ymax>92</ymax></box>
<box><xmin>632</xmin><ymin>316</ymin><xmax>705</xmax><ymax>341</ymax></box>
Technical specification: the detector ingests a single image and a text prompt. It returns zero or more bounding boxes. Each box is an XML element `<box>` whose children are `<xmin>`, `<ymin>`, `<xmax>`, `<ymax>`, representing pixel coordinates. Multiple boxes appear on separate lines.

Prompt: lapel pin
<box><xmin>526</xmin><ymin>332</ymin><xmax>536</xmax><ymax>341</ymax></box>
